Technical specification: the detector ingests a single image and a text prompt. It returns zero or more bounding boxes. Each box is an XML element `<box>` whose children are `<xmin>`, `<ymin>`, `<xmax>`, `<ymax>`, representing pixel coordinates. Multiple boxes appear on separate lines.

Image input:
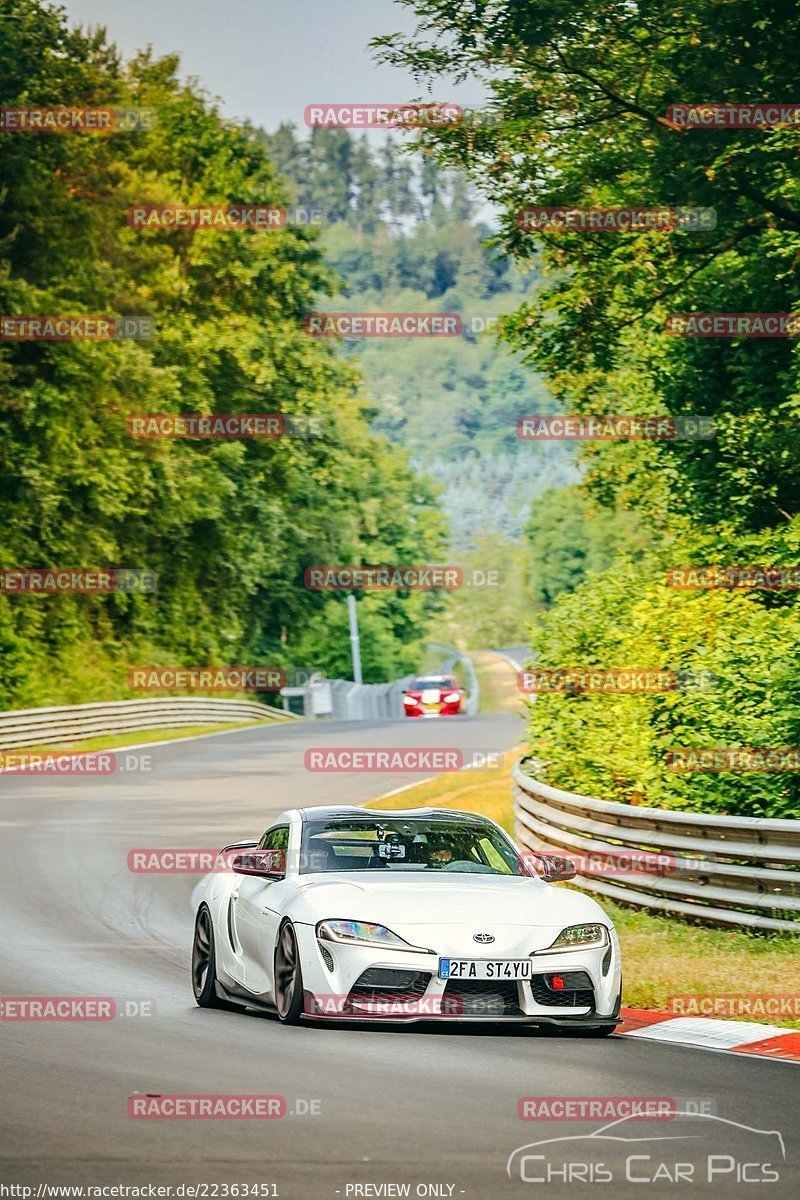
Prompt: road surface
<box><xmin>1</xmin><ymin>714</ymin><xmax>796</xmax><ymax>1197</ymax></box>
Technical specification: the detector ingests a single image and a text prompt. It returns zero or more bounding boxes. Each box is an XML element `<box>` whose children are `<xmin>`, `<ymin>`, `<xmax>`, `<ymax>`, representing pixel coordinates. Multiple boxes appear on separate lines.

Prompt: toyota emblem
<box><xmin>473</xmin><ymin>932</ymin><xmax>495</xmax><ymax>944</ymax></box>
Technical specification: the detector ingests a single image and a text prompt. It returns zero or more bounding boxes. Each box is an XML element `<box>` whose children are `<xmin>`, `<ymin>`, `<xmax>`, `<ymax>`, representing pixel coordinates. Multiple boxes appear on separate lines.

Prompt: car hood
<box><xmin>289</xmin><ymin>871</ymin><xmax>605</xmax><ymax>932</ymax></box>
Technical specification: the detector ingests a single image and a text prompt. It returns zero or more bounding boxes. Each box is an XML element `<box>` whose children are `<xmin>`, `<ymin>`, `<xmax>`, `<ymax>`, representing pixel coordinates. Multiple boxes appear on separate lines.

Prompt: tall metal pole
<box><xmin>347</xmin><ymin>594</ymin><xmax>363</xmax><ymax>684</ymax></box>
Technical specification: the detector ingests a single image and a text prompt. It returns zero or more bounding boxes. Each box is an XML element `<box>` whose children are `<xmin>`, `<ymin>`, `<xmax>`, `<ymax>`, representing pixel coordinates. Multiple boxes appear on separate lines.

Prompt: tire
<box><xmin>274</xmin><ymin>920</ymin><xmax>305</xmax><ymax>1024</ymax></box>
<box><xmin>192</xmin><ymin>905</ymin><xmax>238</xmax><ymax>1010</ymax></box>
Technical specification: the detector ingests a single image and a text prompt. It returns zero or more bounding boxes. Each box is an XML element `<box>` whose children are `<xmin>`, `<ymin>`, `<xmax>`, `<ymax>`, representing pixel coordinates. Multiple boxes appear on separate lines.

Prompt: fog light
<box><xmin>551</xmin><ymin>975</ymin><xmax>565</xmax><ymax>991</ymax></box>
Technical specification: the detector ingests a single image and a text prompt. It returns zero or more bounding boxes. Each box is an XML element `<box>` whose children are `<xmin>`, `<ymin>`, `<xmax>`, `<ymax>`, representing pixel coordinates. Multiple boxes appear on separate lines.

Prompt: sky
<box><xmin>60</xmin><ymin>0</ymin><xmax>485</xmax><ymax>134</ymax></box>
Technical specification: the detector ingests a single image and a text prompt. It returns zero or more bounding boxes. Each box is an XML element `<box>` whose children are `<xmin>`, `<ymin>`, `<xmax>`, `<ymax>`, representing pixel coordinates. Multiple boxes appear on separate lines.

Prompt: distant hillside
<box><xmin>258</xmin><ymin>126</ymin><xmax>578</xmax><ymax>549</ymax></box>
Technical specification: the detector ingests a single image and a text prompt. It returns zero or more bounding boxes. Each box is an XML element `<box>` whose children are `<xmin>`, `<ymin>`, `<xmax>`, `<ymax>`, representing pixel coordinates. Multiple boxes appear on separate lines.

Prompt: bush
<box><xmin>524</xmin><ymin>540</ymin><xmax>800</xmax><ymax>819</ymax></box>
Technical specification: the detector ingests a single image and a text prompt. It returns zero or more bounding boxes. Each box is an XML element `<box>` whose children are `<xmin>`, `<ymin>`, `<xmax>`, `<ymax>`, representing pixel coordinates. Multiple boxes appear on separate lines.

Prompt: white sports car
<box><xmin>191</xmin><ymin>806</ymin><xmax>622</xmax><ymax>1033</ymax></box>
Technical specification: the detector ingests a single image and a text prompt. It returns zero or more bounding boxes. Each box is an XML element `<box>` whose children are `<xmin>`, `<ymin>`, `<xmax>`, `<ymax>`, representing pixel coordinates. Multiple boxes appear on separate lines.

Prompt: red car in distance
<box><xmin>403</xmin><ymin>674</ymin><xmax>467</xmax><ymax>718</ymax></box>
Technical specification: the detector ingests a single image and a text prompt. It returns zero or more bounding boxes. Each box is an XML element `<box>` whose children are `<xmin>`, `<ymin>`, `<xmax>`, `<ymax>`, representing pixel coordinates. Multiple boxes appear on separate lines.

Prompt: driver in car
<box><xmin>427</xmin><ymin>838</ymin><xmax>457</xmax><ymax>867</ymax></box>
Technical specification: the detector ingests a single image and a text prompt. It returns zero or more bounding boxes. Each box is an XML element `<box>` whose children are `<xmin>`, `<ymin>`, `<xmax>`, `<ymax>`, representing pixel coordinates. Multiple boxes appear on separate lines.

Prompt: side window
<box><xmin>478</xmin><ymin>836</ymin><xmax>513</xmax><ymax>874</ymax></box>
<box><xmin>259</xmin><ymin>825</ymin><xmax>289</xmax><ymax>852</ymax></box>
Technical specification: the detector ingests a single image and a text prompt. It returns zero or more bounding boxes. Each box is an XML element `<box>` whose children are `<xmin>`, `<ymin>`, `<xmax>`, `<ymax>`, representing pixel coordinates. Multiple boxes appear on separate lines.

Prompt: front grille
<box><xmin>443</xmin><ymin>978</ymin><xmax>522</xmax><ymax>1017</ymax></box>
<box><xmin>350</xmin><ymin>968</ymin><xmax>431</xmax><ymax>1000</ymax></box>
<box><xmin>530</xmin><ymin>970</ymin><xmax>594</xmax><ymax>1009</ymax></box>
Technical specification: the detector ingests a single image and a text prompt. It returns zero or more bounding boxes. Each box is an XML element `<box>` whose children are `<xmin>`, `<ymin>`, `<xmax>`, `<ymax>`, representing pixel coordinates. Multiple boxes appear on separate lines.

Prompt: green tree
<box><xmin>374</xmin><ymin>0</ymin><xmax>800</xmax><ymax>814</ymax></box>
<box><xmin>374</xmin><ymin>0</ymin><xmax>800</xmax><ymax>533</ymax></box>
<box><xmin>0</xmin><ymin>0</ymin><xmax>446</xmax><ymax>705</ymax></box>
<box><xmin>525</xmin><ymin>487</ymin><xmax>648</xmax><ymax>607</ymax></box>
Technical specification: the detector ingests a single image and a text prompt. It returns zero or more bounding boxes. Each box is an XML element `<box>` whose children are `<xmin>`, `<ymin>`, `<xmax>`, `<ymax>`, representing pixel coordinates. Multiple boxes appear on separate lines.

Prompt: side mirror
<box><xmin>522</xmin><ymin>852</ymin><xmax>577</xmax><ymax>883</ymax></box>
<box><xmin>539</xmin><ymin>854</ymin><xmax>577</xmax><ymax>883</ymax></box>
<box><xmin>232</xmin><ymin>849</ymin><xmax>286</xmax><ymax>879</ymax></box>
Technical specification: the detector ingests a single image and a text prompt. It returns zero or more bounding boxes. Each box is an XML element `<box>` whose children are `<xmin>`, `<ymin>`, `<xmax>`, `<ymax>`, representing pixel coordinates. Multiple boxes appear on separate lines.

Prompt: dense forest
<box><xmin>378</xmin><ymin>0</ymin><xmax>800</xmax><ymax>817</ymax></box>
<box><xmin>0</xmin><ymin>1</ymin><xmax>454</xmax><ymax>703</ymax></box>
<box><xmin>0</xmin><ymin>2</ymin><xmax>611</xmax><ymax>710</ymax></box>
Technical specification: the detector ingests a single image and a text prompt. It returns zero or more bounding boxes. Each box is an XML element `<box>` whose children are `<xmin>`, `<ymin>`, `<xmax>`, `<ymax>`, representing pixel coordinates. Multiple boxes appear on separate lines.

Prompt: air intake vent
<box><xmin>350</xmin><ymin>968</ymin><xmax>431</xmax><ymax>995</ymax></box>
<box><xmin>442</xmin><ymin>979</ymin><xmax>522</xmax><ymax>1016</ymax></box>
<box><xmin>530</xmin><ymin>970</ymin><xmax>594</xmax><ymax>1009</ymax></box>
<box><xmin>319</xmin><ymin>944</ymin><xmax>334</xmax><ymax>972</ymax></box>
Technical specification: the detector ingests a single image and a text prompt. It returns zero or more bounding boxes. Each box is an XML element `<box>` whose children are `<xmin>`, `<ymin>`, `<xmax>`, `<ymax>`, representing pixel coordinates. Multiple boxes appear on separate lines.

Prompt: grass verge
<box><xmin>371</xmin><ymin>755</ymin><xmax>799</xmax><ymax>1027</ymax></box>
<box><xmin>471</xmin><ymin>649</ymin><xmax>525</xmax><ymax>715</ymax></box>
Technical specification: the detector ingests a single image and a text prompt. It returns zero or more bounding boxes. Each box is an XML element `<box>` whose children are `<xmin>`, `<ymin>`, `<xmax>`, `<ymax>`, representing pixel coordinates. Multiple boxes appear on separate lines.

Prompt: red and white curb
<box><xmin>616</xmin><ymin>1007</ymin><xmax>800</xmax><ymax>1062</ymax></box>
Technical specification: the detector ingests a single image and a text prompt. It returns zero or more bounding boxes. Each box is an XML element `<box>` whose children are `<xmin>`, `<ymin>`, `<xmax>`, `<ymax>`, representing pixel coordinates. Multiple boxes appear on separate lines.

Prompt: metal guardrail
<box><xmin>513</xmin><ymin>757</ymin><xmax>799</xmax><ymax>933</ymax></box>
<box><xmin>327</xmin><ymin>677</ymin><xmax>414</xmax><ymax>720</ymax></box>
<box><xmin>282</xmin><ymin>646</ymin><xmax>479</xmax><ymax>720</ymax></box>
<box><xmin>0</xmin><ymin>696</ymin><xmax>297</xmax><ymax>750</ymax></box>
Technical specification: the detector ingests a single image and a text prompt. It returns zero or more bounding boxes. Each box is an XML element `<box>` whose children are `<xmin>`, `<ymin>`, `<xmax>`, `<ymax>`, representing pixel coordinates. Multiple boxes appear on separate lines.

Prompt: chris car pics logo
<box><xmin>507</xmin><ymin>1112</ymin><xmax>784</xmax><ymax>1185</ymax></box>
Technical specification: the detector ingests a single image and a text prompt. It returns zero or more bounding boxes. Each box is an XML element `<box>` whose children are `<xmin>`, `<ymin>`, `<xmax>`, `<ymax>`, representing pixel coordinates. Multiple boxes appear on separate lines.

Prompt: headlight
<box><xmin>537</xmin><ymin>923</ymin><xmax>609</xmax><ymax>953</ymax></box>
<box><xmin>443</xmin><ymin>692</ymin><xmax>460</xmax><ymax>703</ymax></box>
<box><xmin>403</xmin><ymin>695</ymin><xmax>417</xmax><ymax>705</ymax></box>
<box><xmin>316</xmin><ymin>919</ymin><xmax>433</xmax><ymax>953</ymax></box>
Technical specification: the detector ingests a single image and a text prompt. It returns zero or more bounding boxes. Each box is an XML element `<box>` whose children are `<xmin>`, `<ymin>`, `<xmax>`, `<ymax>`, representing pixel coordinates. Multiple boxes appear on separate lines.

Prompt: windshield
<box><xmin>411</xmin><ymin>677</ymin><xmax>457</xmax><ymax>691</ymax></box>
<box><xmin>299</xmin><ymin>817</ymin><xmax>526</xmax><ymax>876</ymax></box>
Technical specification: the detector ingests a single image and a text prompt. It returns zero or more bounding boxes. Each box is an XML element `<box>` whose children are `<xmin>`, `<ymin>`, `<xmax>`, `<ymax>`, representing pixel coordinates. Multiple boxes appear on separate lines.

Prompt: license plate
<box><xmin>438</xmin><ymin>958</ymin><xmax>532</xmax><ymax>981</ymax></box>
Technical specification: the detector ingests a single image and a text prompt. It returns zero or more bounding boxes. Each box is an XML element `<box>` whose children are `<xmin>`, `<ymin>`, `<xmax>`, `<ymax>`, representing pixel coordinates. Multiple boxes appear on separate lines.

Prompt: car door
<box><xmin>233</xmin><ymin>824</ymin><xmax>290</xmax><ymax>995</ymax></box>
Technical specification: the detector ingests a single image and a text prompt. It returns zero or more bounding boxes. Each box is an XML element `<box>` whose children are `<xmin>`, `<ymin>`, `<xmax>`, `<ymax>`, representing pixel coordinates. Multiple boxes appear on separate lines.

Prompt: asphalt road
<box><xmin>1</xmin><ymin>714</ymin><xmax>797</xmax><ymax>1198</ymax></box>
<box><xmin>492</xmin><ymin>646</ymin><xmax>530</xmax><ymax>671</ymax></box>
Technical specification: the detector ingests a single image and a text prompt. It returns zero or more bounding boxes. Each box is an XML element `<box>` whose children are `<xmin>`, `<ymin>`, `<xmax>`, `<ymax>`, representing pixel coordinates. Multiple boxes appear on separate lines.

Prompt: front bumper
<box><xmin>295</xmin><ymin>923</ymin><xmax>621</xmax><ymax>1025</ymax></box>
<box><xmin>404</xmin><ymin>703</ymin><xmax>461</xmax><ymax>718</ymax></box>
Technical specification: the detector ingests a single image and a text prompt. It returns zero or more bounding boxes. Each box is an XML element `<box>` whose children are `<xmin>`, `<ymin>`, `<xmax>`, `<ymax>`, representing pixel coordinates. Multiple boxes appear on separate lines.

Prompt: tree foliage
<box><xmin>375</xmin><ymin>0</ymin><xmax>800</xmax><ymax>814</ymax></box>
<box><xmin>374</xmin><ymin>0</ymin><xmax>800</xmax><ymax>531</ymax></box>
<box><xmin>0</xmin><ymin>0</ymin><xmax>446</xmax><ymax>704</ymax></box>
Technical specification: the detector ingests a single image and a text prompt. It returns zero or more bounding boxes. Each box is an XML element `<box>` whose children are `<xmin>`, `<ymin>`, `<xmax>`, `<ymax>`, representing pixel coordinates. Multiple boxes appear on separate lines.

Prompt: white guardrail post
<box><xmin>0</xmin><ymin>696</ymin><xmax>298</xmax><ymax>750</ymax></box>
<box><xmin>512</xmin><ymin>757</ymin><xmax>800</xmax><ymax>933</ymax></box>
